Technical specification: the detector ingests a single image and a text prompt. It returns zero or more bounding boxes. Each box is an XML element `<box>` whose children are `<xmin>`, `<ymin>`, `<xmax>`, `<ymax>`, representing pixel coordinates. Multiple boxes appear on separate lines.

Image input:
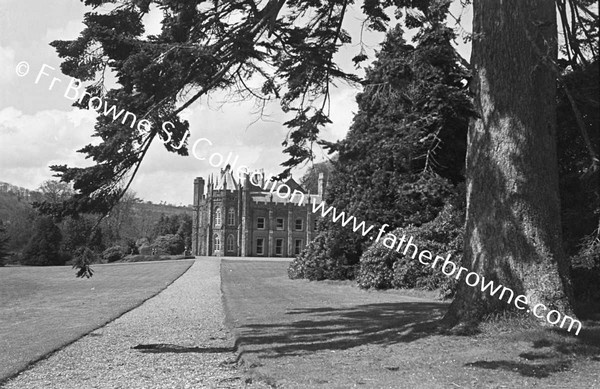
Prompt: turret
<box><xmin>318</xmin><ymin>172</ymin><xmax>325</xmax><ymax>197</ymax></box>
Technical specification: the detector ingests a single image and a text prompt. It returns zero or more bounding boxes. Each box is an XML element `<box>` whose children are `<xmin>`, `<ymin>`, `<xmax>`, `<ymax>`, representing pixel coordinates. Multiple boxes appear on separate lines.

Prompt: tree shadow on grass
<box><xmin>231</xmin><ymin>300</ymin><xmax>600</xmax><ymax>381</ymax></box>
<box><xmin>234</xmin><ymin>301</ymin><xmax>449</xmax><ymax>359</ymax></box>
<box><xmin>518</xmin><ymin>324</ymin><xmax>600</xmax><ymax>358</ymax></box>
<box><xmin>465</xmin><ymin>360</ymin><xmax>572</xmax><ymax>378</ymax></box>
<box><xmin>543</xmin><ymin>324</ymin><xmax>600</xmax><ymax>360</ymax></box>
<box><xmin>465</xmin><ymin>325</ymin><xmax>600</xmax><ymax>378</ymax></box>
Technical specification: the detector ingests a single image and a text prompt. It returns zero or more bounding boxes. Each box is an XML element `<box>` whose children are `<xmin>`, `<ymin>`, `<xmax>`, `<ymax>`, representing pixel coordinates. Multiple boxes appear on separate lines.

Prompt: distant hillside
<box><xmin>117</xmin><ymin>202</ymin><xmax>193</xmax><ymax>242</ymax></box>
<box><xmin>0</xmin><ymin>183</ymin><xmax>190</xmax><ymax>220</ymax></box>
<box><xmin>0</xmin><ymin>180</ymin><xmax>192</xmax><ymax>252</ymax></box>
<box><xmin>0</xmin><ymin>191</ymin><xmax>33</xmax><ymax>220</ymax></box>
<box><xmin>0</xmin><ymin>182</ymin><xmax>43</xmax><ymax>203</ymax></box>
<box><xmin>133</xmin><ymin>202</ymin><xmax>192</xmax><ymax>217</ymax></box>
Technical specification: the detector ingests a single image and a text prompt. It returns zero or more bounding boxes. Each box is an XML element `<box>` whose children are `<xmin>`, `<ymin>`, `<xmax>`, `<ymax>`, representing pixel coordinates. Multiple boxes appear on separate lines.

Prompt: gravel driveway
<box><xmin>1</xmin><ymin>258</ymin><xmax>264</xmax><ymax>389</ymax></box>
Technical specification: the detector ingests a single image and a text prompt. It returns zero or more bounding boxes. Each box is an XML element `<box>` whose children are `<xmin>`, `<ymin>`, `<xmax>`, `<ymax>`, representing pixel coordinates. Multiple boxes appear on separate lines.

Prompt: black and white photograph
<box><xmin>0</xmin><ymin>0</ymin><xmax>598</xmax><ymax>388</ymax></box>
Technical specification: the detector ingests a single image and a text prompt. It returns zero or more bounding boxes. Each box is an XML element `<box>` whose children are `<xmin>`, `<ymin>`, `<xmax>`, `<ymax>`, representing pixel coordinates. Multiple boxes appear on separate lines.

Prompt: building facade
<box><xmin>192</xmin><ymin>166</ymin><xmax>324</xmax><ymax>257</ymax></box>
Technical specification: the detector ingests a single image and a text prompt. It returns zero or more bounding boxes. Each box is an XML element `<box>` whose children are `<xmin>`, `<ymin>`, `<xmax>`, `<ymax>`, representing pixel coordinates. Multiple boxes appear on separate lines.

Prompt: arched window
<box><xmin>214</xmin><ymin>207</ymin><xmax>222</xmax><ymax>226</ymax></box>
<box><xmin>226</xmin><ymin>234</ymin><xmax>235</xmax><ymax>252</ymax></box>
<box><xmin>227</xmin><ymin>207</ymin><xmax>235</xmax><ymax>226</ymax></box>
<box><xmin>214</xmin><ymin>234</ymin><xmax>221</xmax><ymax>251</ymax></box>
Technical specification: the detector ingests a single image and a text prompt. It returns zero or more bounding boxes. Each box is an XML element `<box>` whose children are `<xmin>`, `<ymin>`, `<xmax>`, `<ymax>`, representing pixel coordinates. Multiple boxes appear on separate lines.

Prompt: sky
<box><xmin>0</xmin><ymin>1</ymin><xmax>471</xmax><ymax>206</ymax></box>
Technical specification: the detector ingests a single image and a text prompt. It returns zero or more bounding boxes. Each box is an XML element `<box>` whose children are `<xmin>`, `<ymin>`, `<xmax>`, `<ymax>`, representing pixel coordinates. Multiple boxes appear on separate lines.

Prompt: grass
<box><xmin>222</xmin><ymin>260</ymin><xmax>600</xmax><ymax>388</ymax></box>
<box><xmin>0</xmin><ymin>260</ymin><xmax>193</xmax><ymax>383</ymax></box>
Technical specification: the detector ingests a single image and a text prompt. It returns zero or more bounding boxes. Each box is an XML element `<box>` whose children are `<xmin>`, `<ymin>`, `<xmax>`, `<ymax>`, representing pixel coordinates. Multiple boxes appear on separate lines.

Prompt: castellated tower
<box><xmin>191</xmin><ymin>165</ymin><xmax>324</xmax><ymax>257</ymax></box>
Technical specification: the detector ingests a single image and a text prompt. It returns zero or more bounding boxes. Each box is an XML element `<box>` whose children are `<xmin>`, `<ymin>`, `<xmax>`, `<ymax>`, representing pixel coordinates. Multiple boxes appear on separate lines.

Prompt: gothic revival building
<box><xmin>192</xmin><ymin>166</ymin><xmax>325</xmax><ymax>257</ymax></box>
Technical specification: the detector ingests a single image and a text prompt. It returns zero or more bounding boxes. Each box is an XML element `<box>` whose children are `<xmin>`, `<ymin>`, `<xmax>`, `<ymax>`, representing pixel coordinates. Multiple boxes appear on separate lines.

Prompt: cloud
<box><xmin>45</xmin><ymin>19</ymin><xmax>86</xmax><ymax>42</ymax></box>
<box><xmin>141</xmin><ymin>6</ymin><xmax>163</xmax><ymax>38</ymax></box>
<box><xmin>127</xmin><ymin>84</ymin><xmax>356</xmax><ymax>204</ymax></box>
<box><xmin>0</xmin><ymin>46</ymin><xmax>16</xmax><ymax>84</ymax></box>
<box><xmin>128</xmin><ymin>97</ymin><xmax>293</xmax><ymax>204</ymax></box>
<box><xmin>324</xmin><ymin>87</ymin><xmax>356</xmax><ymax>142</ymax></box>
<box><xmin>0</xmin><ymin>2</ymin><xmax>365</xmax><ymax>205</ymax></box>
<box><xmin>0</xmin><ymin>107</ymin><xmax>96</xmax><ymax>189</ymax></box>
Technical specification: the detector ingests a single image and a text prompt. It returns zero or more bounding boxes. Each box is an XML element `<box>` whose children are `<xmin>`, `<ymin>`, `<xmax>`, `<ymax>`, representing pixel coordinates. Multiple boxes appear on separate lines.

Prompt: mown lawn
<box><xmin>222</xmin><ymin>260</ymin><xmax>600</xmax><ymax>389</ymax></box>
<box><xmin>0</xmin><ymin>260</ymin><xmax>193</xmax><ymax>383</ymax></box>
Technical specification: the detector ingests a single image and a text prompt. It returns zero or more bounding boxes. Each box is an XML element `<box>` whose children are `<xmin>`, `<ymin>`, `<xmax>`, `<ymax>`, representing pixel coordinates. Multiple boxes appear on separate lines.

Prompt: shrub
<box><xmin>287</xmin><ymin>257</ymin><xmax>306</xmax><ymax>279</ymax></box>
<box><xmin>122</xmin><ymin>254</ymin><xmax>191</xmax><ymax>262</ymax></box>
<box><xmin>357</xmin><ymin>192</ymin><xmax>464</xmax><ymax>298</ymax></box>
<box><xmin>153</xmin><ymin>234</ymin><xmax>184</xmax><ymax>255</ymax></box>
<box><xmin>289</xmin><ymin>229</ymin><xmax>359</xmax><ymax>281</ymax></box>
<box><xmin>396</xmin><ymin>200</ymin><xmax>463</xmax><ymax>298</ymax></box>
<box><xmin>289</xmin><ymin>234</ymin><xmax>327</xmax><ymax>281</ymax></box>
<box><xmin>103</xmin><ymin>246</ymin><xmax>125</xmax><ymax>263</ymax></box>
<box><xmin>126</xmin><ymin>255</ymin><xmax>167</xmax><ymax>262</ymax></box>
<box><xmin>356</xmin><ymin>239</ymin><xmax>397</xmax><ymax>289</ymax></box>
<box><xmin>21</xmin><ymin>216</ymin><xmax>64</xmax><ymax>266</ymax></box>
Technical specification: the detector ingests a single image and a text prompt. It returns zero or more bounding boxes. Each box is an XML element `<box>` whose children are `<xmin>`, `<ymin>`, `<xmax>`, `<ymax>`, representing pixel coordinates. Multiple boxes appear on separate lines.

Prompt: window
<box><xmin>295</xmin><ymin>218</ymin><xmax>303</xmax><ymax>231</ymax></box>
<box><xmin>227</xmin><ymin>208</ymin><xmax>235</xmax><ymax>226</ymax></box>
<box><xmin>226</xmin><ymin>234</ymin><xmax>235</xmax><ymax>252</ymax></box>
<box><xmin>294</xmin><ymin>239</ymin><xmax>303</xmax><ymax>255</ymax></box>
<box><xmin>276</xmin><ymin>217</ymin><xmax>284</xmax><ymax>230</ymax></box>
<box><xmin>275</xmin><ymin>239</ymin><xmax>283</xmax><ymax>256</ymax></box>
<box><xmin>256</xmin><ymin>238</ymin><xmax>264</xmax><ymax>255</ymax></box>
<box><xmin>215</xmin><ymin>207</ymin><xmax>222</xmax><ymax>226</ymax></box>
<box><xmin>257</xmin><ymin>217</ymin><xmax>265</xmax><ymax>229</ymax></box>
<box><xmin>214</xmin><ymin>234</ymin><xmax>221</xmax><ymax>251</ymax></box>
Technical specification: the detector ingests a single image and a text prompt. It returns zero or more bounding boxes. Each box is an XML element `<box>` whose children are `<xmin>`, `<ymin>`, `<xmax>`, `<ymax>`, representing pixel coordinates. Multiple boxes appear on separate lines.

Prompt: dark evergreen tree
<box><xmin>88</xmin><ymin>227</ymin><xmax>105</xmax><ymax>253</ymax></box>
<box><xmin>61</xmin><ymin>216</ymin><xmax>94</xmax><ymax>254</ymax></box>
<box><xmin>290</xmin><ymin>22</ymin><xmax>473</xmax><ymax>280</ymax></box>
<box><xmin>557</xmin><ymin>60</ymin><xmax>600</xmax><ymax>303</ymax></box>
<box><xmin>0</xmin><ymin>221</ymin><xmax>9</xmax><ymax>266</ymax></box>
<box><xmin>557</xmin><ymin>60</ymin><xmax>600</xmax><ymax>256</ymax></box>
<box><xmin>21</xmin><ymin>217</ymin><xmax>64</xmax><ymax>266</ymax></box>
<box><xmin>176</xmin><ymin>214</ymin><xmax>193</xmax><ymax>250</ymax></box>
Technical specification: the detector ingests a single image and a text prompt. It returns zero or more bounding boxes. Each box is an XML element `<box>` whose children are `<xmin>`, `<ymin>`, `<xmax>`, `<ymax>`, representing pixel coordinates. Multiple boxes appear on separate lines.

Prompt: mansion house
<box><xmin>192</xmin><ymin>165</ymin><xmax>325</xmax><ymax>257</ymax></box>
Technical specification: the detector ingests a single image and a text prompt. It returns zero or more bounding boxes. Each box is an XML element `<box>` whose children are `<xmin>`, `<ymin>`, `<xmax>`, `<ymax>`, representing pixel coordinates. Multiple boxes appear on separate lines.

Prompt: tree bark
<box><xmin>444</xmin><ymin>0</ymin><xmax>575</xmax><ymax>326</ymax></box>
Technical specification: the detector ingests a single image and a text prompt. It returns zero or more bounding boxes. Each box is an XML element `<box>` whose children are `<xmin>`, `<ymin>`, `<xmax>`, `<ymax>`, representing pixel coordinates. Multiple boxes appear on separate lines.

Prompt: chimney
<box><xmin>318</xmin><ymin>172</ymin><xmax>324</xmax><ymax>197</ymax></box>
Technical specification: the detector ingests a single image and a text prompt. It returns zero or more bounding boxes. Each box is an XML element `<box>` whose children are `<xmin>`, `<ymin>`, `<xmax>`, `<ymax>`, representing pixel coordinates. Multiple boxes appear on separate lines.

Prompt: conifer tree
<box><xmin>292</xmin><ymin>22</ymin><xmax>473</xmax><ymax>278</ymax></box>
<box><xmin>0</xmin><ymin>221</ymin><xmax>9</xmax><ymax>267</ymax></box>
<box><xmin>21</xmin><ymin>217</ymin><xmax>64</xmax><ymax>266</ymax></box>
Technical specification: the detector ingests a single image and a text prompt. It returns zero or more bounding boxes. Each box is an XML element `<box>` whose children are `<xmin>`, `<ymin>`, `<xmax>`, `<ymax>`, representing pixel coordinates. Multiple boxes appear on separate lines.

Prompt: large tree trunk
<box><xmin>444</xmin><ymin>0</ymin><xmax>575</xmax><ymax>326</ymax></box>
